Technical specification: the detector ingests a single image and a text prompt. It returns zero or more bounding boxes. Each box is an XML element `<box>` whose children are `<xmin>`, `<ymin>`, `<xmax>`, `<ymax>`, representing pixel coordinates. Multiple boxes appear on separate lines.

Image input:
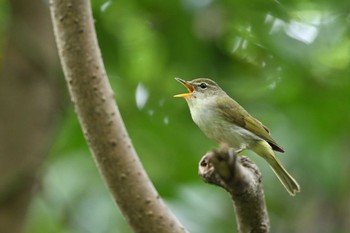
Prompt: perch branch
<box><xmin>199</xmin><ymin>145</ymin><xmax>270</xmax><ymax>233</ymax></box>
<box><xmin>49</xmin><ymin>1</ymin><xmax>187</xmax><ymax>232</ymax></box>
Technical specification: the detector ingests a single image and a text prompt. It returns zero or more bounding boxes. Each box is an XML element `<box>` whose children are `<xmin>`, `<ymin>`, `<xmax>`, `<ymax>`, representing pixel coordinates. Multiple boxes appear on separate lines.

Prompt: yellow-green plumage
<box><xmin>175</xmin><ymin>78</ymin><xmax>300</xmax><ymax>196</ymax></box>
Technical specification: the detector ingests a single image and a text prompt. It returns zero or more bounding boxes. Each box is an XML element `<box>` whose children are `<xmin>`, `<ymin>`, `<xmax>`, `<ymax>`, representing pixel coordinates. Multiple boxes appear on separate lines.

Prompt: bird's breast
<box><xmin>188</xmin><ymin>98</ymin><xmax>260</xmax><ymax>149</ymax></box>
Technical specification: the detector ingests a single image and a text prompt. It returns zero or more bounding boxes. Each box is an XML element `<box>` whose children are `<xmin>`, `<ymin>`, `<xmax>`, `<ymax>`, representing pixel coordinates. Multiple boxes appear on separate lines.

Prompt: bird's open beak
<box><xmin>174</xmin><ymin>78</ymin><xmax>194</xmax><ymax>98</ymax></box>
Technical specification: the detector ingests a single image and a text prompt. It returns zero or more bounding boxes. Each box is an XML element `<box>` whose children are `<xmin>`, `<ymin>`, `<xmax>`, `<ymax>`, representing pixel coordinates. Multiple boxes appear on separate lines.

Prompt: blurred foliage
<box><xmin>1</xmin><ymin>0</ymin><xmax>350</xmax><ymax>232</ymax></box>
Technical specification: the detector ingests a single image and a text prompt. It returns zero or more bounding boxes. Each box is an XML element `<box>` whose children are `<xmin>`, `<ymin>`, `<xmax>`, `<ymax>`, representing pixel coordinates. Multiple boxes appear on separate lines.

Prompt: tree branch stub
<box><xmin>199</xmin><ymin>146</ymin><xmax>270</xmax><ymax>233</ymax></box>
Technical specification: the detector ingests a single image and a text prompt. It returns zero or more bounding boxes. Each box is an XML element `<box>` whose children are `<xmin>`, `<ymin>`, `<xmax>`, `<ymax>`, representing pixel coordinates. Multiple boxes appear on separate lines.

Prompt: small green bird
<box><xmin>174</xmin><ymin>77</ymin><xmax>300</xmax><ymax>196</ymax></box>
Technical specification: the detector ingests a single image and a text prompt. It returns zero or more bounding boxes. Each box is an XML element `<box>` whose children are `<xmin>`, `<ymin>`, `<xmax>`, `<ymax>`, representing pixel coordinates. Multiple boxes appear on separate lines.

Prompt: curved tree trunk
<box><xmin>50</xmin><ymin>1</ymin><xmax>187</xmax><ymax>233</ymax></box>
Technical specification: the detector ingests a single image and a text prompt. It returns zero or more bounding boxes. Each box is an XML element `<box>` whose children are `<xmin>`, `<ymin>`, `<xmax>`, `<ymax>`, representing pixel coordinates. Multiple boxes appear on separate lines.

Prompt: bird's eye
<box><xmin>199</xmin><ymin>83</ymin><xmax>207</xmax><ymax>89</ymax></box>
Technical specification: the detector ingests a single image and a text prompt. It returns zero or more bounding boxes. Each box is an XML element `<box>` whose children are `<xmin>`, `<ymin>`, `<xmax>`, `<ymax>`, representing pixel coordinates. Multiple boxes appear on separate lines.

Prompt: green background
<box><xmin>3</xmin><ymin>0</ymin><xmax>350</xmax><ymax>232</ymax></box>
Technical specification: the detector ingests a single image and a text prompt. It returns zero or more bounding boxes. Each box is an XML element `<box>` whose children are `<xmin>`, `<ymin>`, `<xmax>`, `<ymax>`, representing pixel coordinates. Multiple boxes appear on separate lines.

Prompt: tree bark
<box><xmin>199</xmin><ymin>145</ymin><xmax>270</xmax><ymax>233</ymax></box>
<box><xmin>0</xmin><ymin>1</ymin><xmax>62</xmax><ymax>233</ymax></box>
<box><xmin>49</xmin><ymin>1</ymin><xmax>187</xmax><ymax>232</ymax></box>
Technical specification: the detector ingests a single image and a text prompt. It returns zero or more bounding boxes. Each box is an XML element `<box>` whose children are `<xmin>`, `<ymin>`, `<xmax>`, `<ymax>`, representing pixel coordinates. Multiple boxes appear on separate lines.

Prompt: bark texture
<box><xmin>199</xmin><ymin>146</ymin><xmax>270</xmax><ymax>233</ymax></box>
<box><xmin>49</xmin><ymin>1</ymin><xmax>187</xmax><ymax>233</ymax></box>
<box><xmin>0</xmin><ymin>1</ymin><xmax>61</xmax><ymax>233</ymax></box>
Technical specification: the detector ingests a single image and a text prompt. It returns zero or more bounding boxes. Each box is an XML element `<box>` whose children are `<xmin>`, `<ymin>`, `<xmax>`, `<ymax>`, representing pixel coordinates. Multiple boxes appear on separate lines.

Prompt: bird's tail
<box><xmin>254</xmin><ymin>141</ymin><xmax>300</xmax><ymax>196</ymax></box>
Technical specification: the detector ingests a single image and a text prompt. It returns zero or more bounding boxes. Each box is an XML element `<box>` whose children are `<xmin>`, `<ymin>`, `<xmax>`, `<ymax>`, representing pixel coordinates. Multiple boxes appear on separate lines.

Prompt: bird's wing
<box><xmin>216</xmin><ymin>97</ymin><xmax>285</xmax><ymax>152</ymax></box>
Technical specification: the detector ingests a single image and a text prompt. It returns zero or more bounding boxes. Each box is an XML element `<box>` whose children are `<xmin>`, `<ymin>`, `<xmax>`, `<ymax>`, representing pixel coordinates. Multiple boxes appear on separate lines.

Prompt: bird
<box><xmin>174</xmin><ymin>77</ymin><xmax>300</xmax><ymax>196</ymax></box>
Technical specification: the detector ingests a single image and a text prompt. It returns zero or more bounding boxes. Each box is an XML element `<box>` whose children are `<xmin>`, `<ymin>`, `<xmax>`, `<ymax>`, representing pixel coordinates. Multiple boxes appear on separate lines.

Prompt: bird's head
<box><xmin>174</xmin><ymin>78</ymin><xmax>225</xmax><ymax>101</ymax></box>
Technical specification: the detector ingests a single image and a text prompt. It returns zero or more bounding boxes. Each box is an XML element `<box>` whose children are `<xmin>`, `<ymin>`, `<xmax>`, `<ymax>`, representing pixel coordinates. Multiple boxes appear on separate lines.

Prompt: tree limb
<box><xmin>49</xmin><ymin>1</ymin><xmax>187</xmax><ymax>232</ymax></box>
<box><xmin>199</xmin><ymin>145</ymin><xmax>270</xmax><ymax>233</ymax></box>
